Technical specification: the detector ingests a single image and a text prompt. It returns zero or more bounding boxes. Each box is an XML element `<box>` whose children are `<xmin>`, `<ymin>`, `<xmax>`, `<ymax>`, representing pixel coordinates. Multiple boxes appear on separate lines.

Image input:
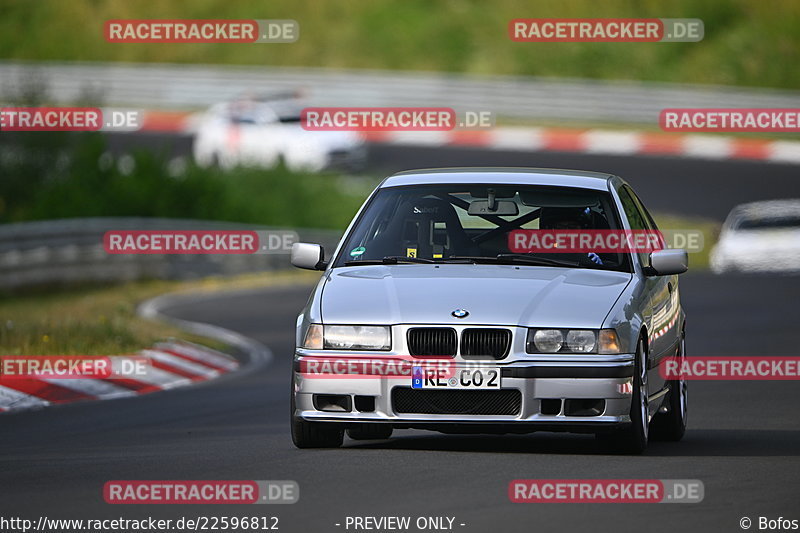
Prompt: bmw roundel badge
<box><xmin>451</xmin><ymin>308</ymin><xmax>469</xmax><ymax>318</ymax></box>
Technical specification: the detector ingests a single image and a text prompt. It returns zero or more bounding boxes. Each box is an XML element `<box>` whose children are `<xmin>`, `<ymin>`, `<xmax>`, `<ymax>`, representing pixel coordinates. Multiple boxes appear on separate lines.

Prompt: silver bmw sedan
<box><xmin>290</xmin><ymin>168</ymin><xmax>688</xmax><ymax>454</ymax></box>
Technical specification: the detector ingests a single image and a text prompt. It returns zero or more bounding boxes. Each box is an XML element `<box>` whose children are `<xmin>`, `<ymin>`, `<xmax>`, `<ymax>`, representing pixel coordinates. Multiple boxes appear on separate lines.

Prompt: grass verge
<box><xmin>1</xmin><ymin>0</ymin><xmax>798</xmax><ymax>89</ymax></box>
<box><xmin>0</xmin><ymin>132</ymin><xmax>375</xmax><ymax>227</ymax></box>
<box><xmin>0</xmin><ymin>270</ymin><xmax>321</xmax><ymax>356</ymax></box>
<box><xmin>653</xmin><ymin>211</ymin><xmax>721</xmax><ymax>270</ymax></box>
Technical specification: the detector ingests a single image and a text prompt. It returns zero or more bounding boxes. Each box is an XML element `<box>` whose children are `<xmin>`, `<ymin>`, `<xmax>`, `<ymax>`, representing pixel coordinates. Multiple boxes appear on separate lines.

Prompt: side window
<box><xmin>617</xmin><ymin>186</ymin><xmax>650</xmax><ymax>266</ymax></box>
<box><xmin>618</xmin><ymin>186</ymin><xmax>647</xmax><ymax>230</ymax></box>
<box><xmin>624</xmin><ymin>186</ymin><xmax>659</xmax><ymax>231</ymax></box>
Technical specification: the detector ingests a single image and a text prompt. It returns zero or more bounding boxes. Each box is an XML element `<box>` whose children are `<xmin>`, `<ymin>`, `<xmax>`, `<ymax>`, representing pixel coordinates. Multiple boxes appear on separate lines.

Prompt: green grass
<box><xmin>0</xmin><ymin>0</ymin><xmax>798</xmax><ymax>89</ymax></box>
<box><xmin>0</xmin><ymin>271</ymin><xmax>320</xmax><ymax>356</ymax></box>
<box><xmin>0</xmin><ymin>133</ymin><xmax>374</xmax><ymax>227</ymax></box>
<box><xmin>653</xmin><ymin>212</ymin><xmax>721</xmax><ymax>270</ymax></box>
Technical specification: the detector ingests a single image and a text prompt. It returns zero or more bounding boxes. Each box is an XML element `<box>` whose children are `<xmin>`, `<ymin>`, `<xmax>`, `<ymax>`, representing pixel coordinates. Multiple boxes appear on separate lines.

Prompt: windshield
<box><xmin>333</xmin><ymin>184</ymin><xmax>631</xmax><ymax>272</ymax></box>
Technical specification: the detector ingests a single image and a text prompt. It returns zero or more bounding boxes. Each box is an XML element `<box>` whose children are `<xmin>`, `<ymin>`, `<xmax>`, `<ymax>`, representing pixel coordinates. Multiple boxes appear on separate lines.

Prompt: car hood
<box><xmin>320</xmin><ymin>264</ymin><xmax>631</xmax><ymax>328</ymax></box>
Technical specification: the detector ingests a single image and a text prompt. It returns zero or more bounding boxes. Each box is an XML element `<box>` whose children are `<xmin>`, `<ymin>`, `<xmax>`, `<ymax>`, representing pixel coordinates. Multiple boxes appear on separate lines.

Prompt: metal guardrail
<box><xmin>2</xmin><ymin>61</ymin><xmax>800</xmax><ymax>124</ymax></box>
<box><xmin>0</xmin><ymin>218</ymin><xmax>342</xmax><ymax>290</ymax></box>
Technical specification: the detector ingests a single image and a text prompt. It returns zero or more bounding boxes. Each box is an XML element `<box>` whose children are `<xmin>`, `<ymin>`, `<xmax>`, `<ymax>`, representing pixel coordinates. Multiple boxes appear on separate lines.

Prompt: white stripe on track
<box><xmin>155</xmin><ymin>342</ymin><xmax>238</xmax><ymax>371</ymax></box>
<box><xmin>0</xmin><ymin>385</ymin><xmax>50</xmax><ymax>409</ymax></box>
<box><xmin>768</xmin><ymin>141</ymin><xmax>800</xmax><ymax>164</ymax></box>
<box><xmin>384</xmin><ymin>131</ymin><xmax>449</xmax><ymax>146</ymax></box>
<box><xmin>109</xmin><ymin>357</ymin><xmax>191</xmax><ymax>389</ymax></box>
<box><xmin>489</xmin><ymin>127</ymin><xmax>545</xmax><ymax>151</ymax></box>
<box><xmin>141</xmin><ymin>350</ymin><xmax>219</xmax><ymax>379</ymax></box>
<box><xmin>585</xmin><ymin>130</ymin><xmax>642</xmax><ymax>155</ymax></box>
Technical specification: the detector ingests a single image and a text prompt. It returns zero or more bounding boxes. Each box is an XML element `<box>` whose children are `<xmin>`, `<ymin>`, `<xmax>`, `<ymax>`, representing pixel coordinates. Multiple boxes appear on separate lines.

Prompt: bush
<box><xmin>0</xmin><ymin>132</ymin><xmax>370</xmax><ymax>229</ymax></box>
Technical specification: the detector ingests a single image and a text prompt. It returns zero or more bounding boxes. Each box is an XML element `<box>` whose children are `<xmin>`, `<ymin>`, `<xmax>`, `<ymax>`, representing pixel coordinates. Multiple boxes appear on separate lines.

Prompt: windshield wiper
<box><xmin>448</xmin><ymin>254</ymin><xmax>582</xmax><ymax>268</ymax></box>
<box><xmin>447</xmin><ymin>256</ymin><xmax>498</xmax><ymax>264</ymax></box>
<box><xmin>344</xmin><ymin>255</ymin><xmax>479</xmax><ymax>266</ymax></box>
<box><xmin>347</xmin><ymin>253</ymin><xmax>589</xmax><ymax>267</ymax></box>
<box><xmin>496</xmin><ymin>254</ymin><xmax>584</xmax><ymax>268</ymax></box>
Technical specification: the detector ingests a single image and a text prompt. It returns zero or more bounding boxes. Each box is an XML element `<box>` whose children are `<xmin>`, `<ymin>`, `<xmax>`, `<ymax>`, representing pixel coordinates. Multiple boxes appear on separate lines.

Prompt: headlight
<box><xmin>302</xmin><ymin>324</ymin><xmax>391</xmax><ymax>351</ymax></box>
<box><xmin>530</xmin><ymin>329</ymin><xmax>563</xmax><ymax>353</ymax></box>
<box><xmin>566</xmin><ymin>330</ymin><xmax>596</xmax><ymax>353</ymax></box>
<box><xmin>527</xmin><ymin>328</ymin><xmax>620</xmax><ymax>354</ymax></box>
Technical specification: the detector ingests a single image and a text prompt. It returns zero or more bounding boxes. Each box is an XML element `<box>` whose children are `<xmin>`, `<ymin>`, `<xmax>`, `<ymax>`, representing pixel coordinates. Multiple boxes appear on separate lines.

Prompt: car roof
<box><xmin>381</xmin><ymin>167</ymin><xmax>615</xmax><ymax>191</ymax></box>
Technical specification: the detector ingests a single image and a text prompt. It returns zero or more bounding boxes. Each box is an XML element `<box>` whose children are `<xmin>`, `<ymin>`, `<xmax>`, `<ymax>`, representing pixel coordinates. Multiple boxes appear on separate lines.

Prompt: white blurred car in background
<box><xmin>710</xmin><ymin>199</ymin><xmax>800</xmax><ymax>274</ymax></box>
<box><xmin>193</xmin><ymin>94</ymin><xmax>366</xmax><ymax>172</ymax></box>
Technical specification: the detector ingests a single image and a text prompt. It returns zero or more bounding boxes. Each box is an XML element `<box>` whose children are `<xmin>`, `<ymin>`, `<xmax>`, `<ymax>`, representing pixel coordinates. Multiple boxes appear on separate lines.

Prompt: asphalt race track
<box><xmin>2</xmin><ymin>145</ymin><xmax>800</xmax><ymax>532</ymax></box>
<box><xmin>101</xmin><ymin>131</ymin><xmax>800</xmax><ymax>220</ymax></box>
<box><xmin>367</xmin><ymin>144</ymin><xmax>800</xmax><ymax>221</ymax></box>
<box><xmin>1</xmin><ymin>272</ymin><xmax>799</xmax><ymax>533</ymax></box>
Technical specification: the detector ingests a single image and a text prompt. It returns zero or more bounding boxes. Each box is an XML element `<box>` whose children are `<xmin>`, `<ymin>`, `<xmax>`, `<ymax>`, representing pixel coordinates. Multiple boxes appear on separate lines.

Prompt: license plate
<box><xmin>411</xmin><ymin>366</ymin><xmax>501</xmax><ymax>389</ymax></box>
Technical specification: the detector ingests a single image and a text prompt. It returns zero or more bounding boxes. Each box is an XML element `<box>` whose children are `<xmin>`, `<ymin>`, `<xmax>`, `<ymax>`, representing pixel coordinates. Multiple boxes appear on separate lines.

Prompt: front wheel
<box><xmin>650</xmin><ymin>333</ymin><xmax>688</xmax><ymax>441</ymax></box>
<box><xmin>291</xmin><ymin>417</ymin><xmax>344</xmax><ymax>448</ymax></box>
<box><xmin>597</xmin><ymin>337</ymin><xmax>649</xmax><ymax>454</ymax></box>
<box><xmin>290</xmin><ymin>383</ymin><xmax>343</xmax><ymax>448</ymax></box>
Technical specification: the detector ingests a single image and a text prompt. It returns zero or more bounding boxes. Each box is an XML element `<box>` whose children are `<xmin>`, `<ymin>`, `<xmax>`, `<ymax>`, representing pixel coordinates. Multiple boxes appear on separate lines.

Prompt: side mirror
<box><xmin>645</xmin><ymin>249</ymin><xmax>688</xmax><ymax>276</ymax></box>
<box><xmin>291</xmin><ymin>243</ymin><xmax>327</xmax><ymax>271</ymax></box>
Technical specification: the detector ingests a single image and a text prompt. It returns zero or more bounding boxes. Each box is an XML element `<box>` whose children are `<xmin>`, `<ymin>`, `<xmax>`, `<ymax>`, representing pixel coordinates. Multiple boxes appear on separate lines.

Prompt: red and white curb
<box><xmin>0</xmin><ymin>341</ymin><xmax>238</xmax><ymax>413</ymax></box>
<box><xmin>360</xmin><ymin>128</ymin><xmax>800</xmax><ymax>165</ymax></box>
<box><xmin>142</xmin><ymin>110</ymin><xmax>800</xmax><ymax>165</ymax></box>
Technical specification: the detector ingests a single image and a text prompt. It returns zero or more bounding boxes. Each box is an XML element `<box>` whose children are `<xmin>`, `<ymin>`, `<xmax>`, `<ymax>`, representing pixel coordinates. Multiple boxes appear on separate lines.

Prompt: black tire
<box><xmin>597</xmin><ymin>337</ymin><xmax>649</xmax><ymax>454</ymax></box>
<box><xmin>346</xmin><ymin>424</ymin><xmax>393</xmax><ymax>441</ymax></box>
<box><xmin>290</xmin><ymin>380</ymin><xmax>343</xmax><ymax>449</ymax></box>
<box><xmin>291</xmin><ymin>417</ymin><xmax>344</xmax><ymax>448</ymax></box>
<box><xmin>650</xmin><ymin>332</ymin><xmax>687</xmax><ymax>441</ymax></box>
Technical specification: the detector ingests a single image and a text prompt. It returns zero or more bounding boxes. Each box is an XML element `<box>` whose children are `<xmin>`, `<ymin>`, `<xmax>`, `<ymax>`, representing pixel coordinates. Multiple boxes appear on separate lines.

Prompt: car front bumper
<box><xmin>292</xmin><ymin>353</ymin><xmax>635</xmax><ymax>431</ymax></box>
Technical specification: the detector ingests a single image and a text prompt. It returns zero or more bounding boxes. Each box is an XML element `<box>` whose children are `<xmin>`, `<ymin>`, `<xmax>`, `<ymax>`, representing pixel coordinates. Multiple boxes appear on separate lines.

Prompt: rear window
<box><xmin>733</xmin><ymin>215</ymin><xmax>800</xmax><ymax>230</ymax></box>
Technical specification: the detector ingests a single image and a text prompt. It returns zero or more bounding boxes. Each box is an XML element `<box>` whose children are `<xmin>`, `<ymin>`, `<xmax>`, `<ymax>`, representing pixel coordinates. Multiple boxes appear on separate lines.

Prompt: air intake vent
<box><xmin>407</xmin><ymin>328</ymin><xmax>457</xmax><ymax>357</ymax></box>
<box><xmin>392</xmin><ymin>388</ymin><xmax>522</xmax><ymax>415</ymax></box>
<box><xmin>460</xmin><ymin>328</ymin><xmax>512</xmax><ymax>359</ymax></box>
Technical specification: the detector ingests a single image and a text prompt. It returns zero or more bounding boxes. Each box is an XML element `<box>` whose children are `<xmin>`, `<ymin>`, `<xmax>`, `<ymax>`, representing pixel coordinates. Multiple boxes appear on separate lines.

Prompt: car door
<box><xmin>617</xmin><ymin>185</ymin><xmax>672</xmax><ymax>397</ymax></box>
